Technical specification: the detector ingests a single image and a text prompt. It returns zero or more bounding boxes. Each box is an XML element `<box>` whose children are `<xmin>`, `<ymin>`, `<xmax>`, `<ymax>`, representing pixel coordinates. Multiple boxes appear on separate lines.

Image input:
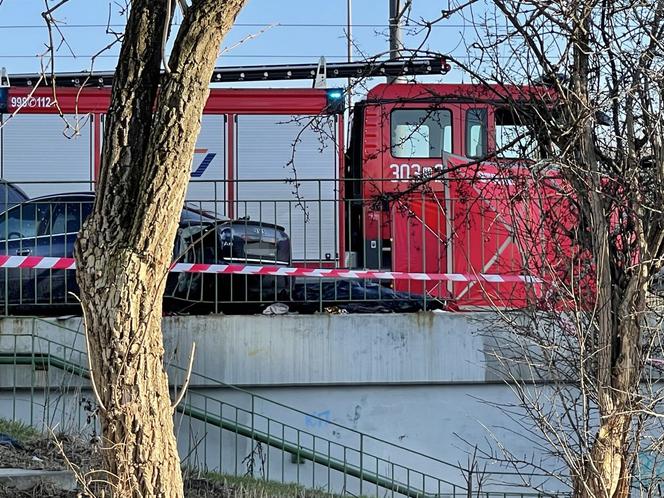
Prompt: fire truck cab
<box><xmin>346</xmin><ymin>83</ymin><xmax>544</xmax><ymax>306</ymax></box>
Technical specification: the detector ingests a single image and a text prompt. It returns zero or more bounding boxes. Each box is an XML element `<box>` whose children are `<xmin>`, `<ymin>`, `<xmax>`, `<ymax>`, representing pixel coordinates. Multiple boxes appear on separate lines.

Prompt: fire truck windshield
<box><xmin>390</xmin><ymin>109</ymin><xmax>452</xmax><ymax>158</ymax></box>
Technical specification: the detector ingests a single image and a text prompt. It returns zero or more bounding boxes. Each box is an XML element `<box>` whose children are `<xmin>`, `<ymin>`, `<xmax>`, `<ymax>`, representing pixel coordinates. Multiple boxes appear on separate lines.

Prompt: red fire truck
<box><xmin>0</xmin><ymin>59</ymin><xmax>553</xmax><ymax>308</ymax></box>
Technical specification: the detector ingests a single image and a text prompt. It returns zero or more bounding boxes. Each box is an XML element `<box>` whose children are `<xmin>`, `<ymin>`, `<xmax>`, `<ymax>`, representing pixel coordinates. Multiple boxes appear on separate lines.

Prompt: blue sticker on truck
<box><xmin>191</xmin><ymin>149</ymin><xmax>217</xmax><ymax>178</ymax></box>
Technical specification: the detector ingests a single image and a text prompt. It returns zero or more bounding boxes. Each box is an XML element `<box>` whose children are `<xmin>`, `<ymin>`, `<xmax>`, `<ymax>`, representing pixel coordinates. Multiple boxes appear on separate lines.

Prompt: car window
<box><xmin>40</xmin><ymin>200</ymin><xmax>93</xmax><ymax>236</ymax></box>
<box><xmin>0</xmin><ymin>181</ymin><xmax>28</xmax><ymax>206</ymax></box>
<box><xmin>0</xmin><ymin>203</ymin><xmax>49</xmax><ymax>241</ymax></box>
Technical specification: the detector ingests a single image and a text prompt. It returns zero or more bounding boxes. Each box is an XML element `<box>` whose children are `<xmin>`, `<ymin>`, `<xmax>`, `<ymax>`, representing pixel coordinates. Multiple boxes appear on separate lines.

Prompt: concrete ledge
<box><xmin>0</xmin><ymin>468</ymin><xmax>76</xmax><ymax>491</ymax></box>
<box><xmin>164</xmin><ymin>312</ymin><xmax>499</xmax><ymax>385</ymax></box>
<box><xmin>1</xmin><ymin>312</ymin><xmax>507</xmax><ymax>386</ymax></box>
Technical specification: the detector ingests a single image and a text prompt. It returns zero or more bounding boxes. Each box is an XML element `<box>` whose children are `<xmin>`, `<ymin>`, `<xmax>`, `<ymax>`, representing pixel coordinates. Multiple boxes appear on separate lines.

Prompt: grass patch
<box><xmin>189</xmin><ymin>471</ymin><xmax>347</xmax><ymax>498</ymax></box>
<box><xmin>0</xmin><ymin>418</ymin><xmax>40</xmax><ymax>444</ymax></box>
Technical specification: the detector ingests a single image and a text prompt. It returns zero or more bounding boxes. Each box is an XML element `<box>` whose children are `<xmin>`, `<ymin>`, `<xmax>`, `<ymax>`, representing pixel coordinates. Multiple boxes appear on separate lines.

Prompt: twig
<box><xmin>219</xmin><ymin>23</ymin><xmax>278</xmax><ymax>56</ymax></box>
<box><xmin>68</xmin><ymin>291</ymin><xmax>107</xmax><ymax>414</ymax></box>
<box><xmin>47</xmin><ymin>426</ymin><xmax>117</xmax><ymax>497</ymax></box>
<box><xmin>162</xmin><ymin>0</ymin><xmax>172</xmax><ymax>74</ymax></box>
<box><xmin>171</xmin><ymin>341</ymin><xmax>196</xmax><ymax>409</ymax></box>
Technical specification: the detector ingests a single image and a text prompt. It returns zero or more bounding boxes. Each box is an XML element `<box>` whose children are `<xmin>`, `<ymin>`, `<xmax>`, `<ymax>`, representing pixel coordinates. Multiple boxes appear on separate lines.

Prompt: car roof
<box><xmin>29</xmin><ymin>192</ymin><xmax>95</xmax><ymax>202</ymax></box>
<box><xmin>4</xmin><ymin>192</ymin><xmax>286</xmax><ymax>232</ymax></box>
<box><xmin>0</xmin><ymin>180</ymin><xmax>30</xmax><ymax>206</ymax></box>
<box><xmin>19</xmin><ymin>193</ymin><xmax>227</xmax><ymax>223</ymax></box>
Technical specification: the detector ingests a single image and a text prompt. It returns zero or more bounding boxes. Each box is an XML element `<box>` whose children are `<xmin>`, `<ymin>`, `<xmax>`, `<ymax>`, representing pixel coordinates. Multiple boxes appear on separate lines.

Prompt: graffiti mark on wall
<box><xmin>304</xmin><ymin>410</ymin><xmax>331</xmax><ymax>428</ymax></box>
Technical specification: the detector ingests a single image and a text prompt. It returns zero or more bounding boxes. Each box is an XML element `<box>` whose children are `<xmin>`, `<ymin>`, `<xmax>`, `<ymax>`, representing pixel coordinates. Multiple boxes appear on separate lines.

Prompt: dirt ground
<box><xmin>0</xmin><ymin>433</ymin><xmax>94</xmax><ymax>497</ymax></box>
<box><xmin>0</xmin><ymin>433</ymin><xmax>97</xmax><ymax>472</ymax></box>
<box><xmin>0</xmin><ymin>479</ymin><xmax>241</xmax><ymax>498</ymax></box>
<box><xmin>0</xmin><ymin>479</ymin><xmax>243</xmax><ymax>498</ymax></box>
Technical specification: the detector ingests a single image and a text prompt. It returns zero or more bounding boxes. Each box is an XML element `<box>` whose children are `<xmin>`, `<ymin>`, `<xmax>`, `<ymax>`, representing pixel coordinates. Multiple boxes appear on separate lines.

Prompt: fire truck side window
<box><xmin>390</xmin><ymin>109</ymin><xmax>452</xmax><ymax>158</ymax></box>
<box><xmin>495</xmin><ymin>108</ymin><xmax>538</xmax><ymax>159</ymax></box>
<box><xmin>465</xmin><ymin>109</ymin><xmax>488</xmax><ymax>158</ymax></box>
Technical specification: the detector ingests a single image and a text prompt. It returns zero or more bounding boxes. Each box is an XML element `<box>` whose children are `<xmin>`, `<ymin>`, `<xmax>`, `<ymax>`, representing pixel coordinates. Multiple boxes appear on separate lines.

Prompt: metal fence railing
<box><xmin>0</xmin><ymin>178</ymin><xmax>546</xmax><ymax>315</ymax></box>
<box><xmin>0</xmin><ymin>317</ymin><xmax>568</xmax><ymax>497</ymax></box>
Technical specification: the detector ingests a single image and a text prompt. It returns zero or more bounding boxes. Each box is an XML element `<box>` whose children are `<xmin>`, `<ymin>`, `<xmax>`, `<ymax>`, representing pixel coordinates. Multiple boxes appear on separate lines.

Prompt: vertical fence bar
<box><xmin>296</xmin><ymin>430</ymin><xmax>301</xmax><ymax>486</ymax></box>
<box><xmin>421</xmin><ymin>191</ymin><xmax>427</xmax><ymax>311</ymax></box>
<box><xmin>318</xmin><ymin>180</ymin><xmax>323</xmax><ymax>268</ymax></box>
<box><xmin>359</xmin><ymin>433</ymin><xmax>364</xmax><ymax>496</ymax></box>
<box><xmin>266</xmin><ymin>418</ymin><xmax>270</xmax><ymax>482</ymax></box>
<box><xmin>234</xmin><ymin>408</ymin><xmax>239</xmax><ymax>476</ymax></box>
<box><xmin>30</xmin><ymin>327</ymin><xmax>35</xmax><ymax>426</ymax></box>
<box><xmin>327</xmin><ymin>440</ymin><xmax>331</xmax><ymax>493</ymax></box>
<box><xmin>219</xmin><ymin>402</ymin><xmax>224</xmax><ymax>473</ymax></box>
<box><xmin>250</xmin><ymin>395</ymin><xmax>255</xmax><ymax>470</ymax></box>
<box><xmin>12</xmin><ymin>334</ymin><xmax>17</xmax><ymax>421</ymax></box>
<box><xmin>214</xmin><ymin>183</ymin><xmax>220</xmax><ymax>314</ymax></box>
<box><xmin>343</xmin><ymin>446</ymin><xmax>348</xmax><ymax>495</ymax></box>
<box><xmin>312</xmin><ymin>436</ymin><xmax>316</xmax><ymax>488</ymax></box>
<box><xmin>186</xmin><ymin>401</ymin><xmax>193</xmax><ymax>471</ymax></box>
<box><xmin>203</xmin><ymin>396</ymin><xmax>209</xmax><ymax>468</ymax></box>
<box><xmin>407</xmin><ymin>467</ymin><xmax>410</xmax><ymax>497</ymax></box>
<box><xmin>2</xmin><ymin>182</ymin><xmax>7</xmax><ymax>316</ymax></box>
<box><xmin>422</xmin><ymin>472</ymin><xmax>425</xmax><ymax>497</ymax></box>
<box><xmin>281</xmin><ymin>424</ymin><xmax>285</xmax><ymax>485</ymax></box>
<box><xmin>257</xmin><ymin>200</ymin><xmax>263</xmax><ymax>302</ymax></box>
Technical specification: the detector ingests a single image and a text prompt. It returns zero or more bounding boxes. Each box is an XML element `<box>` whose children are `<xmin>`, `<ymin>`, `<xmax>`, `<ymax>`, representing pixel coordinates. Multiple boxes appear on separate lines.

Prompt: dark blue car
<box><xmin>0</xmin><ymin>180</ymin><xmax>29</xmax><ymax>214</ymax></box>
<box><xmin>0</xmin><ymin>192</ymin><xmax>292</xmax><ymax>313</ymax></box>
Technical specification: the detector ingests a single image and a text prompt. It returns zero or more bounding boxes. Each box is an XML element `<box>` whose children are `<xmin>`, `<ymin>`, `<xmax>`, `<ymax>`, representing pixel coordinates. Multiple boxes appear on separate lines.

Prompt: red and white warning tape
<box><xmin>0</xmin><ymin>255</ymin><xmax>541</xmax><ymax>283</ymax></box>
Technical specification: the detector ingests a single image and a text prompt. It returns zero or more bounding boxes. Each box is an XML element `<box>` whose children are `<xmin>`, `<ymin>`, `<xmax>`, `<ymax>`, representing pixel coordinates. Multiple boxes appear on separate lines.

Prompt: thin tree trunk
<box><xmin>565</xmin><ymin>6</ymin><xmax>639</xmax><ymax>496</ymax></box>
<box><xmin>576</xmin><ymin>307</ymin><xmax>642</xmax><ymax>498</ymax></box>
<box><xmin>580</xmin><ymin>415</ymin><xmax>631</xmax><ymax>498</ymax></box>
<box><xmin>74</xmin><ymin>1</ymin><xmax>245</xmax><ymax>496</ymax></box>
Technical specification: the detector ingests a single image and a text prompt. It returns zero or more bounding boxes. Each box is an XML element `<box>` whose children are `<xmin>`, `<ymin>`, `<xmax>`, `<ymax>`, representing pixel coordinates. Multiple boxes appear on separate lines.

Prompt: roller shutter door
<box><xmin>1</xmin><ymin>114</ymin><xmax>93</xmax><ymax>197</ymax></box>
<box><xmin>185</xmin><ymin>114</ymin><xmax>226</xmax><ymax>217</ymax></box>
<box><xmin>235</xmin><ymin>115</ymin><xmax>338</xmax><ymax>262</ymax></box>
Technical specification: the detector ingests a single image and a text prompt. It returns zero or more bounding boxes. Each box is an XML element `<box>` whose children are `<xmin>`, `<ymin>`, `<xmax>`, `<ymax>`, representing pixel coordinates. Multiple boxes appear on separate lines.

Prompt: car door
<box><xmin>34</xmin><ymin>198</ymin><xmax>93</xmax><ymax>304</ymax></box>
<box><xmin>0</xmin><ymin>202</ymin><xmax>42</xmax><ymax>305</ymax></box>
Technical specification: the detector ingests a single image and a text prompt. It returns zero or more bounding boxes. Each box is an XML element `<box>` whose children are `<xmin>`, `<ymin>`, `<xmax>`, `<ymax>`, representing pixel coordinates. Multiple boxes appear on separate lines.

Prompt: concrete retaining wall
<box><xmin>0</xmin><ymin>312</ymin><xmax>565</xmax><ymax>494</ymax></box>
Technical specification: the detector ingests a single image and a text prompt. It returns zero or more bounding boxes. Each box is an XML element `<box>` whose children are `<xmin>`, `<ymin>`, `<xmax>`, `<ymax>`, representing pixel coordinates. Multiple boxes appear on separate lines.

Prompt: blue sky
<box><xmin>0</xmin><ymin>1</ymin><xmax>478</xmax><ymax>88</ymax></box>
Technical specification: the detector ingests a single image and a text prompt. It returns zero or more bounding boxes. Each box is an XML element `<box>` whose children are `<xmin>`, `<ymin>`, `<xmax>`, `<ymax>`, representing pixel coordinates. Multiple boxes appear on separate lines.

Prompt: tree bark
<box><xmin>575</xmin><ymin>167</ymin><xmax>643</xmax><ymax>498</ymax></box>
<box><xmin>575</xmin><ymin>313</ymin><xmax>643</xmax><ymax>498</ymax></box>
<box><xmin>74</xmin><ymin>1</ymin><xmax>245</xmax><ymax>496</ymax></box>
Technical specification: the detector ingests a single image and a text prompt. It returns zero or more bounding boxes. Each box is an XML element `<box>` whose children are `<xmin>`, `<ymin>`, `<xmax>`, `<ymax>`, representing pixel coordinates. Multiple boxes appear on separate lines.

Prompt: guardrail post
<box><xmin>251</xmin><ymin>394</ymin><xmax>255</xmax><ymax>469</ymax></box>
<box><xmin>359</xmin><ymin>433</ymin><xmax>364</xmax><ymax>496</ymax></box>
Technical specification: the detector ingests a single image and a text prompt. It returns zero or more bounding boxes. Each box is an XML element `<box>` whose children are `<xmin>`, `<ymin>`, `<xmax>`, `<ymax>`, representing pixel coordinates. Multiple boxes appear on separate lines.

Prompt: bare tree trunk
<box><xmin>74</xmin><ymin>1</ymin><xmax>245</xmax><ymax>496</ymax></box>
<box><xmin>578</xmin><ymin>411</ymin><xmax>631</xmax><ymax>498</ymax></box>
<box><xmin>564</xmin><ymin>6</ymin><xmax>637</xmax><ymax>495</ymax></box>
<box><xmin>576</xmin><ymin>278</ymin><xmax>643</xmax><ymax>498</ymax></box>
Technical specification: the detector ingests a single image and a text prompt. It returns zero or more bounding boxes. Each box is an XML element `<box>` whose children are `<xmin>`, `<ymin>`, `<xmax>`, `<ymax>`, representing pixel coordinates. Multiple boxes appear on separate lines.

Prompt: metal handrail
<box><xmin>0</xmin><ymin>349</ymin><xmax>465</xmax><ymax>498</ymax></box>
<box><xmin>11</xmin><ymin>319</ymin><xmax>469</xmax><ymax>471</ymax></box>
